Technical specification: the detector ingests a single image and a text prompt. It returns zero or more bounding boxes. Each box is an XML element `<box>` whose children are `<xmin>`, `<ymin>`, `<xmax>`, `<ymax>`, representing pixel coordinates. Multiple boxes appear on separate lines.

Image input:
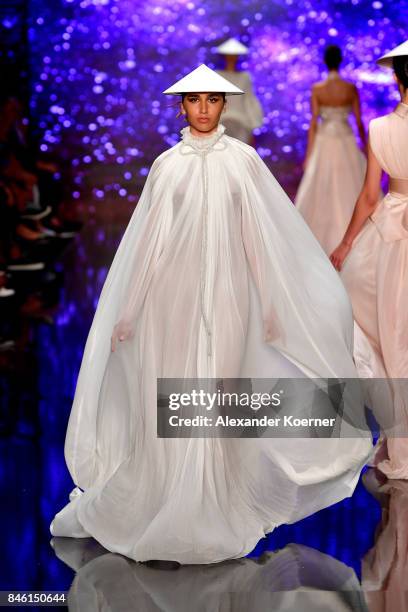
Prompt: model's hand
<box><xmin>111</xmin><ymin>321</ymin><xmax>133</xmax><ymax>352</ymax></box>
<box><xmin>263</xmin><ymin>319</ymin><xmax>278</xmax><ymax>344</ymax></box>
<box><xmin>111</xmin><ymin>329</ymin><xmax>118</xmax><ymax>353</ymax></box>
<box><xmin>330</xmin><ymin>242</ymin><xmax>352</xmax><ymax>271</ymax></box>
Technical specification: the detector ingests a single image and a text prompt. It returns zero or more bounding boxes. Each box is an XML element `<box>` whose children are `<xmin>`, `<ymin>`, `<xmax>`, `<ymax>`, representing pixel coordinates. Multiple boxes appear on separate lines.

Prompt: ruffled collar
<box><xmin>180</xmin><ymin>124</ymin><xmax>226</xmax><ymax>151</ymax></box>
<box><xmin>394</xmin><ymin>102</ymin><xmax>408</xmax><ymax>118</ymax></box>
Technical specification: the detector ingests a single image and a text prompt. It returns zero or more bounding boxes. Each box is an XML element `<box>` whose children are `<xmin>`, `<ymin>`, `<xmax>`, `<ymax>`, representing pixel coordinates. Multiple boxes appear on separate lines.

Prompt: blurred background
<box><xmin>1</xmin><ymin>0</ymin><xmax>407</xmax><ymax>199</ymax></box>
<box><xmin>0</xmin><ymin>0</ymin><xmax>407</xmax><ymax>595</ymax></box>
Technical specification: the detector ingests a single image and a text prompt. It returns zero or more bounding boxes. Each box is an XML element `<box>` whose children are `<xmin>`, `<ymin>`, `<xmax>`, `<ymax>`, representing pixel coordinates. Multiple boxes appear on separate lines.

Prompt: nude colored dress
<box><xmin>362</xmin><ymin>471</ymin><xmax>408</xmax><ymax>612</ymax></box>
<box><xmin>296</xmin><ymin>105</ymin><xmax>367</xmax><ymax>255</ymax></box>
<box><xmin>341</xmin><ymin>102</ymin><xmax>408</xmax><ymax>479</ymax></box>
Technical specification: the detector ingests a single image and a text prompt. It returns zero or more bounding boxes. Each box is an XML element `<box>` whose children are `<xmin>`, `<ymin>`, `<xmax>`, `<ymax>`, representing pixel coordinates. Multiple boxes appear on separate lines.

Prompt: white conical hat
<box><xmin>215</xmin><ymin>37</ymin><xmax>249</xmax><ymax>56</ymax></box>
<box><xmin>377</xmin><ymin>40</ymin><xmax>408</xmax><ymax>67</ymax></box>
<box><xmin>163</xmin><ymin>64</ymin><xmax>244</xmax><ymax>95</ymax></box>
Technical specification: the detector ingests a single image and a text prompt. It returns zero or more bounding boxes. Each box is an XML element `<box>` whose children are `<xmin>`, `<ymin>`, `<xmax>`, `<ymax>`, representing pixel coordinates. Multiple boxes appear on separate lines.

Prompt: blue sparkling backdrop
<box><xmin>25</xmin><ymin>0</ymin><xmax>407</xmax><ymax>200</ymax></box>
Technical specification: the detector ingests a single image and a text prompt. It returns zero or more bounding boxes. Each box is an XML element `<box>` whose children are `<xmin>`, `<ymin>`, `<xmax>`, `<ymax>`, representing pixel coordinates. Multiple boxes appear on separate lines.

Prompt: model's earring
<box><xmin>176</xmin><ymin>107</ymin><xmax>187</xmax><ymax>119</ymax></box>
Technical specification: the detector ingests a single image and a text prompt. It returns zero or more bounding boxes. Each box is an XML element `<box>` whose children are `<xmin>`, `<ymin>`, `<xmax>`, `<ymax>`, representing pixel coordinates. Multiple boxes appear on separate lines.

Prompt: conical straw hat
<box><xmin>215</xmin><ymin>38</ymin><xmax>249</xmax><ymax>56</ymax></box>
<box><xmin>377</xmin><ymin>40</ymin><xmax>408</xmax><ymax>67</ymax></box>
<box><xmin>163</xmin><ymin>64</ymin><xmax>244</xmax><ymax>96</ymax></box>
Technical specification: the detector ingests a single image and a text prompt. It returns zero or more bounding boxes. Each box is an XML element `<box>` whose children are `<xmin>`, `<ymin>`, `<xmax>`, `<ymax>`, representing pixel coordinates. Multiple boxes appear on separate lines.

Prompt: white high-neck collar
<box><xmin>180</xmin><ymin>124</ymin><xmax>226</xmax><ymax>150</ymax></box>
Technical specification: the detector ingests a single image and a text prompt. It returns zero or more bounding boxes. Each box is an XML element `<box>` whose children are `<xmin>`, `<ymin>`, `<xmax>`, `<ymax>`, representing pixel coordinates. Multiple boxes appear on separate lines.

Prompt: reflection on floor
<box><xmin>51</xmin><ymin>537</ymin><xmax>368</xmax><ymax>611</ymax></box>
<box><xmin>1</xmin><ymin>199</ymin><xmax>405</xmax><ymax>609</ymax></box>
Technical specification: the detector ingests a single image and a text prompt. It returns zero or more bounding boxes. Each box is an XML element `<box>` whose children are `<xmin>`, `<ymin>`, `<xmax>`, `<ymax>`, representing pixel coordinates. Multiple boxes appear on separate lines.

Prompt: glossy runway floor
<box><xmin>0</xmin><ymin>200</ymin><xmax>407</xmax><ymax>610</ymax></box>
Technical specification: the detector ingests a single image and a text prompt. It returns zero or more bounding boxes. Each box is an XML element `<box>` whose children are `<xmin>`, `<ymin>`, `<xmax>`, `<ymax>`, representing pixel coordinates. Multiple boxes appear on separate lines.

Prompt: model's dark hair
<box><xmin>181</xmin><ymin>92</ymin><xmax>226</xmax><ymax>101</ymax></box>
<box><xmin>324</xmin><ymin>45</ymin><xmax>342</xmax><ymax>70</ymax></box>
<box><xmin>393</xmin><ymin>55</ymin><xmax>408</xmax><ymax>89</ymax></box>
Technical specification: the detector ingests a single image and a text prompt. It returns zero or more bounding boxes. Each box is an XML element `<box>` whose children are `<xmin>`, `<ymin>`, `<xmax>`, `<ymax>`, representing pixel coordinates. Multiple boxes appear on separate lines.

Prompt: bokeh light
<box><xmin>21</xmin><ymin>0</ymin><xmax>408</xmax><ymax>199</ymax></box>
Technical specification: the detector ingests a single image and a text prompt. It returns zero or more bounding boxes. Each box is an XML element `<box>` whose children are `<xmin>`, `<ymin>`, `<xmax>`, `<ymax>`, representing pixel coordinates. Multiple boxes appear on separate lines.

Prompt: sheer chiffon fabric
<box><xmin>52</xmin><ymin>125</ymin><xmax>371</xmax><ymax>564</ymax></box>
<box><xmin>296</xmin><ymin>105</ymin><xmax>367</xmax><ymax>255</ymax></box>
<box><xmin>341</xmin><ymin>103</ymin><xmax>408</xmax><ymax>479</ymax></box>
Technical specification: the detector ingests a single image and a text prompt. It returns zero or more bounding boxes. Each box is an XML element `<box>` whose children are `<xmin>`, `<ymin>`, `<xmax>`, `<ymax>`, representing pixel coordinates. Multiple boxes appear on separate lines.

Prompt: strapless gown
<box><xmin>296</xmin><ymin>105</ymin><xmax>366</xmax><ymax>255</ymax></box>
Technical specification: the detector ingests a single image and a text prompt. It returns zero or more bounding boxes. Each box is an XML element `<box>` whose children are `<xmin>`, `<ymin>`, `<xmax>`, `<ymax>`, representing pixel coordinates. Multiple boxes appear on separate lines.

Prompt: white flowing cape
<box><xmin>55</xmin><ymin>125</ymin><xmax>371</xmax><ymax>564</ymax></box>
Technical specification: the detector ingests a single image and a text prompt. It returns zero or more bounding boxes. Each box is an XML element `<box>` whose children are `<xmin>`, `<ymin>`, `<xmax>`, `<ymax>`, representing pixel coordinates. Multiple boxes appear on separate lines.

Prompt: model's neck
<box><xmin>402</xmin><ymin>90</ymin><xmax>408</xmax><ymax>105</ymax></box>
<box><xmin>225</xmin><ymin>57</ymin><xmax>238</xmax><ymax>72</ymax></box>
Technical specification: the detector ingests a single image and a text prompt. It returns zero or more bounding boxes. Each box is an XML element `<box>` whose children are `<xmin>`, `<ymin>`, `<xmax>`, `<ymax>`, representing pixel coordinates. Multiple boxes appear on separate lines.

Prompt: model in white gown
<box><xmin>51</xmin><ymin>66</ymin><xmax>371</xmax><ymax>565</ymax></box>
<box><xmin>296</xmin><ymin>46</ymin><xmax>367</xmax><ymax>256</ymax></box>
<box><xmin>215</xmin><ymin>38</ymin><xmax>263</xmax><ymax>144</ymax></box>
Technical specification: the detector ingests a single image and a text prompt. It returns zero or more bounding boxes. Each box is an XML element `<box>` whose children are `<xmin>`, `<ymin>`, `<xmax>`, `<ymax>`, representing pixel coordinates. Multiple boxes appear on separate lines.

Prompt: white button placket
<box><xmin>199</xmin><ymin>149</ymin><xmax>212</xmax><ymax>358</ymax></box>
<box><xmin>179</xmin><ymin>125</ymin><xmax>227</xmax><ymax>362</ymax></box>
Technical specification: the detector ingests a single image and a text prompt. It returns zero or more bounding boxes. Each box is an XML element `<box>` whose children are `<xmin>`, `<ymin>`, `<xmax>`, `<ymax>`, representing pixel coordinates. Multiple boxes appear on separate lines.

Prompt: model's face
<box><xmin>181</xmin><ymin>92</ymin><xmax>226</xmax><ymax>137</ymax></box>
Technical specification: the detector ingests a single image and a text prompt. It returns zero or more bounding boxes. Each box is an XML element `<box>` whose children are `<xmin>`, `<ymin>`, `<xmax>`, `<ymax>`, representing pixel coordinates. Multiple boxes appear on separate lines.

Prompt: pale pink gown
<box><xmin>362</xmin><ymin>470</ymin><xmax>408</xmax><ymax>611</ymax></box>
<box><xmin>341</xmin><ymin>102</ymin><xmax>408</xmax><ymax>479</ymax></box>
<box><xmin>296</xmin><ymin>105</ymin><xmax>367</xmax><ymax>255</ymax></box>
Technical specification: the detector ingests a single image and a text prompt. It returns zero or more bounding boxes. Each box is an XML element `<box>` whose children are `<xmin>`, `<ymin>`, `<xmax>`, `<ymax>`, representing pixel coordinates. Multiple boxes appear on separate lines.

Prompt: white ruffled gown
<box><xmin>51</xmin><ymin>124</ymin><xmax>371</xmax><ymax>564</ymax></box>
